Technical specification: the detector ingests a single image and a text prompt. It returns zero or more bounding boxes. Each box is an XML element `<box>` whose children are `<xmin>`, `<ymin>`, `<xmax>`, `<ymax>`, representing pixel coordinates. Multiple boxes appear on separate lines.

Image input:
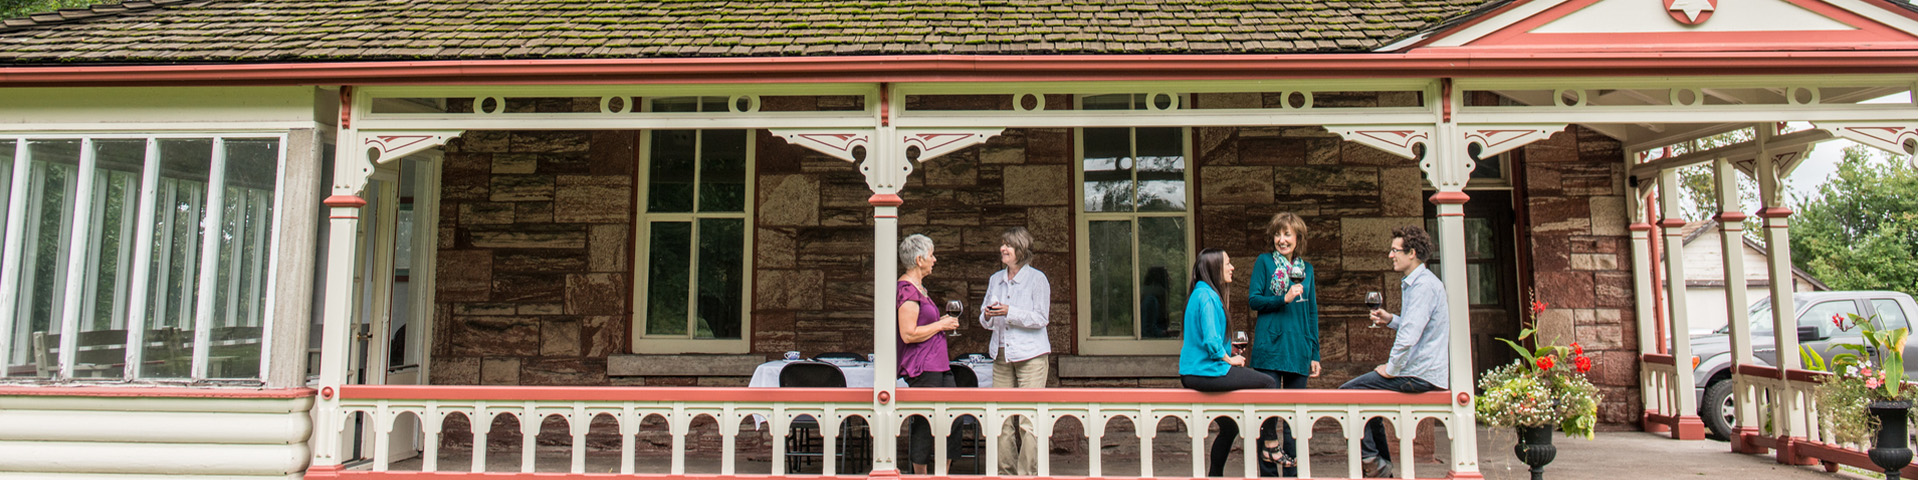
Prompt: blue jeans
<box><xmin>1338</xmin><ymin>372</ymin><xmax>1438</xmax><ymax>462</ymax></box>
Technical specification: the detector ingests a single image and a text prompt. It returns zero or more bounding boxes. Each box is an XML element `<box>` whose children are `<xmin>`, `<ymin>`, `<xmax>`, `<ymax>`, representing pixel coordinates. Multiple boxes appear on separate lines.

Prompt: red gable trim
<box><xmin>0</xmin><ymin>52</ymin><xmax>1911</xmax><ymax>87</ymax></box>
<box><xmin>1443</xmin><ymin>0</ymin><xmax>1916</xmax><ymax>52</ymax></box>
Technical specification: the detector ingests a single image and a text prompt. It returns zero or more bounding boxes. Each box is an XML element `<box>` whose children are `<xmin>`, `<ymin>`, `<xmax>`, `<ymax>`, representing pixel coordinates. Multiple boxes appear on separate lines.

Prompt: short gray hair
<box><xmin>899</xmin><ymin>234</ymin><xmax>935</xmax><ymax>272</ymax></box>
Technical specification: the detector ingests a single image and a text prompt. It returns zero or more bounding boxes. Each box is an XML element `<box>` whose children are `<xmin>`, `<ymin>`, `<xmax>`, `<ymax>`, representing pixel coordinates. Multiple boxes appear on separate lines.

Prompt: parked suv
<box><xmin>1688</xmin><ymin>291</ymin><xmax>1919</xmax><ymax>440</ymax></box>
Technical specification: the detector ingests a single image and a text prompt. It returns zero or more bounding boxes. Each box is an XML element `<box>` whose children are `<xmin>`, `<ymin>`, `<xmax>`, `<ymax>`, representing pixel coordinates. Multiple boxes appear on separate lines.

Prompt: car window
<box><xmin>1740</xmin><ymin>297</ymin><xmax>1806</xmax><ymax>333</ymax></box>
<box><xmin>1800</xmin><ymin>300</ymin><xmax>1863</xmax><ymax>337</ymax></box>
<box><xmin>1873</xmin><ymin>299</ymin><xmax>1910</xmax><ymax>331</ymax></box>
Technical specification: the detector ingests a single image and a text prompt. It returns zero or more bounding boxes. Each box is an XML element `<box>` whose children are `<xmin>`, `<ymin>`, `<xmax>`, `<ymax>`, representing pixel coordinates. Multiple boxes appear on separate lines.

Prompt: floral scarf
<box><xmin>1269</xmin><ymin>251</ymin><xmax>1305</xmax><ymax>296</ymax></box>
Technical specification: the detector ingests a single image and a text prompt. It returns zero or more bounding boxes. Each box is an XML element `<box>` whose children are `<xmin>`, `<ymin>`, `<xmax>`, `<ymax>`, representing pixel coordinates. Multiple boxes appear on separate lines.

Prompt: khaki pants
<box><xmin>993</xmin><ymin>349</ymin><xmax>1047</xmax><ymax>476</ymax></box>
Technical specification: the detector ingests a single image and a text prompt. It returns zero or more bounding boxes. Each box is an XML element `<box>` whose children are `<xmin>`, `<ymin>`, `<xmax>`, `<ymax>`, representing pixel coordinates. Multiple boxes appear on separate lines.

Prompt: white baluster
<box><xmin>373</xmin><ymin>403</ymin><xmax>392</xmax><ymax>471</ymax></box>
<box><xmin>570</xmin><ymin>405</ymin><xmax>588</xmax><ymax>474</ymax></box>
<box><xmin>618</xmin><ymin>407</ymin><xmax>638</xmax><ymax>475</ymax></box>
<box><xmin>770</xmin><ymin>407</ymin><xmax>788</xmax><ymax>476</ymax></box>
<box><xmin>983</xmin><ymin>406</ymin><xmax>1004</xmax><ymax>475</ymax></box>
<box><xmin>720</xmin><ymin>405</ymin><xmax>738</xmax><ymax>476</ymax></box>
<box><xmin>1294</xmin><ymin>411</ymin><xmax>1314</xmax><ymax>477</ymax></box>
<box><xmin>1036</xmin><ymin>406</ymin><xmax>1054</xmax><ymax>477</ymax></box>
<box><xmin>472</xmin><ymin>405</ymin><xmax>492</xmax><ymax>473</ymax></box>
<box><xmin>822</xmin><ymin>408</ymin><xmax>840</xmax><ymax>476</ymax></box>
<box><xmin>668</xmin><ymin>408</ymin><xmax>689</xmax><ymax>476</ymax></box>
<box><xmin>1398</xmin><ymin>410</ymin><xmax>1414</xmax><ymax>478</ymax></box>
<box><xmin>1346</xmin><ymin>410</ymin><xmax>1364</xmax><ymax>480</ymax></box>
<box><xmin>519</xmin><ymin>408</ymin><xmax>536</xmax><ymax>473</ymax></box>
<box><xmin>422</xmin><ymin>407</ymin><xmax>442</xmax><ymax>473</ymax></box>
<box><xmin>1137</xmin><ymin>414</ymin><xmax>1154</xmax><ymax>478</ymax></box>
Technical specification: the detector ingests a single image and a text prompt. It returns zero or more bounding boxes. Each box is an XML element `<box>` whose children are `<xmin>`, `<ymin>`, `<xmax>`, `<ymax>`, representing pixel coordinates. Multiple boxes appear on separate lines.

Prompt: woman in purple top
<box><xmin>895</xmin><ymin>233</ymin><xmax>961</xmax><ymax>474</ymax></box>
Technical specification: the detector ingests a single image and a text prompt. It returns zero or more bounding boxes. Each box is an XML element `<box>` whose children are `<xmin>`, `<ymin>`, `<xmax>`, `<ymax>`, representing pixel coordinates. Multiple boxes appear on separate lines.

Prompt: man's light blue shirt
<box><xmin>1385</xmin><ymin>265</ymin><xmax>1450</xmax><ymax>389</ymax></box>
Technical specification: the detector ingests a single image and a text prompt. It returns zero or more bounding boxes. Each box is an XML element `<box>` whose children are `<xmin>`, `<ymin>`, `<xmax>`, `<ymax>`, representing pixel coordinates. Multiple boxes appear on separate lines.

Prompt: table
<box><xmin>748</xmin><ymin>359</ymin><xmax>995</xmax><ymax>388</ymax></box>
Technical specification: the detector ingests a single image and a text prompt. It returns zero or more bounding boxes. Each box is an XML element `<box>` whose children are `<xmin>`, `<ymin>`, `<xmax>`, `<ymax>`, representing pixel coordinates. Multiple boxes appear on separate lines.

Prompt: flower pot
<box><xmin>1868</xmin><ymin>400</ymin><xmax>1913</xmax><ymax>480</ymax></box>
<box><xmin>1513</xmin><ymin>425</ymin><xmax>1557</xmax><ymax>480</ymax></box>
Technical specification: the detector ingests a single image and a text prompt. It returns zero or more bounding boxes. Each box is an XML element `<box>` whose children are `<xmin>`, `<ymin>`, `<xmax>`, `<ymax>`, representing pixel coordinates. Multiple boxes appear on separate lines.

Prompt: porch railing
<box><xmin>1639</xmin><ymin>353</ymin><xmax>1683</xmax><ymax>433</ymax></box>
<box><xmin>325</xmin><ymin>385</ymin><xmax>1462</xmax><ymax>479</ymax></box>
<box><xmin>1734</xmin><ymin>365</ymin><xmax>1919</xmax><ymax>478</ymax></box>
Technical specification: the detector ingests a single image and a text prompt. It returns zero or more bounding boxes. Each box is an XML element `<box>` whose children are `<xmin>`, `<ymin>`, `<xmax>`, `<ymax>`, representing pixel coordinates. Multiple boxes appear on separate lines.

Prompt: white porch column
<box><xmin>1655</xmin><ymin>168</ymin><xmax>1706</xmax><ymax>440</ymax></box>
<box><xmin>1713</xmin><ymin>155</ymin><xmax>1760</xmax><ymax>449</ymax></box>
<box><xmin>1753</xmin><ymin>129</ymin><xmax>1809</xmax><ymax>444</ymax></box>
<box><xmin>1624</xmin><ymin>188</ymin><xmax>1660</xmax><ymax>429</ymax></box>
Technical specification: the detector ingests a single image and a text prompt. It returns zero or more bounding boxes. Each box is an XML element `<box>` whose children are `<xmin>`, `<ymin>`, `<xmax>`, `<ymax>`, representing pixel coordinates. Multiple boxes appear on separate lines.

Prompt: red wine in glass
<box><xmin>943</xmin><ymin>300</ymin><xmax>964</xmax><ymax>337</ymax></box>
<box><xmin>1365</xmin><ymin>292</ymin><xmax>1384</xmax><ymax>329</ymax></box>
<box><xmin>1231</xmin><ymin>330</ymin><xmax>1249</xmax><ymax>354</ymax></box>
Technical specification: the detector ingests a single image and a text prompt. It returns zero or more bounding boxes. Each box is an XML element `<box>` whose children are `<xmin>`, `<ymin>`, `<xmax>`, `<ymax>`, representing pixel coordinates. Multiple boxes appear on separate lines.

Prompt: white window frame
<box><xmin>1072</xmin><ymin>95</ymin><xmax>1197</xmax><ymax>356</ymax></box>
<box><xmin>631</xmin><ymin>100</ymin><xmax>756</xmax><ymax>354</ymax></box>
<box><xmin>0</xmin><ymin>133</ymin><xmax>288</xmax><ymax>383</ymax></box>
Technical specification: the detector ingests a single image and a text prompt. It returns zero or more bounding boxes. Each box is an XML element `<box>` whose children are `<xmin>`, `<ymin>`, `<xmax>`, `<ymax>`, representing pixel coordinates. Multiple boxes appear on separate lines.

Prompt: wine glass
<box><xmin>943</xmin><ymin>300</ymin><xmax>964</xmax><ymax>337</ymax></box>
<box><xmin>1365</xmin><ymin>292</ymin><xmax>1385</xmax><ymax>329</ymax></box>
<box><xmin>1289</xmin><ymin>268</ymin><xmax>1308</xmax><ymax>303</ymax></box>
<box><xmin>1231</xmin><ymin>330</ymin><xmax>1250</xmax><ymax>355</ymax></box>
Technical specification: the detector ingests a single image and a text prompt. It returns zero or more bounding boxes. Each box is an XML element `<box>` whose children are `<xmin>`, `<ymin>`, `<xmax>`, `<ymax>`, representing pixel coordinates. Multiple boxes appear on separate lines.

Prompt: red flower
<box><xmin>1531</xmin><ymin>300</ymin><xmax>1548</xmax><ymax>316</ymax></box>
<box><xmin>1536</xmin><ymin>356</ymin><xmax>1555</xmax><ymax>370</ymax></box>
<box><xmin>1571</xmin><ymin>342</ymin><xmax>1584</xmax><ymax>356</ymax></box>
<box><xmin>1574</xmin><ymin>355</ymin><xmax>1592</xmax><ymax>373</ymax></box>
<box><xmin>1833</xmin><ymin>313</ymin><xmax>1844</xmax><ymax>328</ymax></box>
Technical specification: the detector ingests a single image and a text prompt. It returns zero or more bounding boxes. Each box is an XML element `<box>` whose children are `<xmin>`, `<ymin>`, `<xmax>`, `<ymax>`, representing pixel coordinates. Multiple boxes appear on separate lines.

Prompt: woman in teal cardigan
<box><xmin>1247</xmin><ymin>212</ymin><xmax>1319</xmax><ymax>477</ymax></box>
<box><xmin>1180</xmin><ymin>248</ymin><xmax>1277</xmax><ymax>477</ymax></box>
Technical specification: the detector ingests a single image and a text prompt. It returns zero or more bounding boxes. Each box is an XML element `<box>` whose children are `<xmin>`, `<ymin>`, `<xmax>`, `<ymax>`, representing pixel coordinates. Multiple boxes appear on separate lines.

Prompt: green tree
<box><xmin>0</xmin><ymin>0</ymin><xmax>110</xmax><ymax>20</ymax></box>
<box><xmin>1790</xmin><ymin>146</ymin><xmax>1918</xmax><ymax>298</ymax></box>
<box><xmin>1671</xmin><ymin>129</ymin><xmax>1765</xmax><ymax>244</ymax></box>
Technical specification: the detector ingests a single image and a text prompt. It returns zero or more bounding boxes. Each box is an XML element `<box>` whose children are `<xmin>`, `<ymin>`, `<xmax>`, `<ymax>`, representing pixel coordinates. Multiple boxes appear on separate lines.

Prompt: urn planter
<box><xmin>1868</xmin><ymin>400</ymin><xmax>1913</xmax><ymax>480</ymax></box>
<box><xmin>1514</xmin><ymin>425</ymin><xmax>1557</xmax><ymax>480</ymax></box>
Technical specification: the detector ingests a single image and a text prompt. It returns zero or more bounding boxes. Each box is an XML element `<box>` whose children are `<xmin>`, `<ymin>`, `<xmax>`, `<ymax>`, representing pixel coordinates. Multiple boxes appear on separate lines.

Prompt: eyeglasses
<box><xmin>1388</xmin><ymin>247</ymin><xmax>1410</xmax><ymax>255</ymax></box>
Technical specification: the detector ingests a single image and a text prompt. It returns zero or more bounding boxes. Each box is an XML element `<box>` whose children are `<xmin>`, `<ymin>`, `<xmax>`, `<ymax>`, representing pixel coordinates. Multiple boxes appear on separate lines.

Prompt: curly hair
<box><xmin>1392</xmin><ymin>225</ymin><xmax>1434</xmax><ymax>263</ymax></box>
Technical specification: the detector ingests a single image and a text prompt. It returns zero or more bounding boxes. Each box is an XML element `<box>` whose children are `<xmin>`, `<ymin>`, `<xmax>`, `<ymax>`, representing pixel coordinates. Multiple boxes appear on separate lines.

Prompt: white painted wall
<box><xmin>0</xmin><ymin>86</ymin><xmax>326</xmax><ymax>130</ymax></box>
<box><xmin>1682</xmin><ymin>229</ymin><xmax>1819</xmax><ymax>334</ymax></box>
<box><xmin>0</xmin><ymin>395</ymin><xmax>312</xmax><ymax>479</ymax></box>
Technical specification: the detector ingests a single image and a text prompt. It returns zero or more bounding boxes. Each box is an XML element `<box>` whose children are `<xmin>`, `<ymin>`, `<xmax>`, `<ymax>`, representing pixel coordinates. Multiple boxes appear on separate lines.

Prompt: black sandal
<box><xmin>1259</xmin><ymin>442</ymin><xmax>1296</xmax><ymax>468</ymax></box>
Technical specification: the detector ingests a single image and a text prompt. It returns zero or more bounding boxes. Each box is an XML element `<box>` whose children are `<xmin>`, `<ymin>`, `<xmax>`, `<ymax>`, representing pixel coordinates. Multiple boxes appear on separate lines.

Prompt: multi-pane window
<box><xmin>1077</xmin><ymin>94</ymin><xmax>1192</xmax><ymax>353</ymax></box>
<box><xmin>634</xmin><ymin>97</ymin><xmax>751</xmax><ymax>352</ymax></box>
<box><xmin>1</xmin><ymin>135</ymin><xmax>282</xmax><ymax>381</ymax></box>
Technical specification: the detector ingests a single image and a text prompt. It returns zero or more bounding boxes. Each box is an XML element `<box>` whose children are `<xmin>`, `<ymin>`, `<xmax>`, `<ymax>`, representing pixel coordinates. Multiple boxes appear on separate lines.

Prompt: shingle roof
<box><xmin>0</xmin><ymin>0</ymin><xmax>1496</xmax><ymax>64</ymax></box>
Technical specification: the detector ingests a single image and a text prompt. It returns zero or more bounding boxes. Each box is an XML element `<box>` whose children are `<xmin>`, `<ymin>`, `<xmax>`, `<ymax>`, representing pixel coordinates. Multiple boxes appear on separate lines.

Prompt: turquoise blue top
<box><xmin>1248</xmin><ymin>252</ymin><xmax>1320</xmax><ymax>375</ymax></box>
<box><xmin>1178</xmin><ymin>281</ymin><xmax>1231</xmax><ymax>377</ymax></box>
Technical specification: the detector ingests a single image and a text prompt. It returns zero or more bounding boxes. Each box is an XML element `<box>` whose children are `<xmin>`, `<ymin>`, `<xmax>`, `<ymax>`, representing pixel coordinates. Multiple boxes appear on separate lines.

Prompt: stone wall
<box><xmin>1517</xmin><ymin>126</ymin><xmax>1642</xmax><ymax>427</ymax></box>
<box><xmin>428</xmin><ymin>126</ymin><xmax>636</xmax><ymax>386</ymax></box>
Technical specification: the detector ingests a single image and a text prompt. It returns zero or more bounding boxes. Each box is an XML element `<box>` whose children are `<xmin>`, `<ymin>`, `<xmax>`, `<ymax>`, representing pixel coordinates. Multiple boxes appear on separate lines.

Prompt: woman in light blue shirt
<box><xmin>1180</xmin><ymin>248</ymin><xmax>1277</xmax><ymax>477</ymax></box>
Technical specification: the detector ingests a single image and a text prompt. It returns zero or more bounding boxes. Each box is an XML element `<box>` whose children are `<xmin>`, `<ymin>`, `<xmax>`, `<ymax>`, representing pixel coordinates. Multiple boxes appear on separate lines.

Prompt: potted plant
<box><xmin>1475</xmin><ymin>298</ymin><xmax>1601</xmax><ymax>480</ymax></box>
<box><xmin>1805</xmin><ymin>312</ymin><xmax>1915</xmax><ymax>480</ymax></box>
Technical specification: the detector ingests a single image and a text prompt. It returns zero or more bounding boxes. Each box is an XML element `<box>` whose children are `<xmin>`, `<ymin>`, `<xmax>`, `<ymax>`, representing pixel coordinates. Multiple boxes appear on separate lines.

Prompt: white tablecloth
<box><xmin>748</xmin><ymin>359</ymin><xmax>995</xmax><ymax>388</ymax></box>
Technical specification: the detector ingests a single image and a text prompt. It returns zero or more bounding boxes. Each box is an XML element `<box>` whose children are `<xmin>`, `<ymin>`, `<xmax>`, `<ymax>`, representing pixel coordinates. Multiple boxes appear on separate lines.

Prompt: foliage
<box><xmin>1804</xmin><ymin>311</ymin><xmax>1918</xmax><ymax>445</ymax></box>
<box><xmin>1670</xmin><ymin>129</ymin><xmax>1765</xmax><ymax>244</ymax></box>
<box><xmin>1476</xmin><ymin>296</ymin><xmax>1602</xmax><ymax>438</ymax></box>
<box><xmin>1789</xmin><ymin>146</ymin><xmax>1918</xmax><ymax>299</ymax></box>
<box><xmin>0</xmin><ymin>0</ymin><xmax>112</xmax><ymax>20</ymax></box>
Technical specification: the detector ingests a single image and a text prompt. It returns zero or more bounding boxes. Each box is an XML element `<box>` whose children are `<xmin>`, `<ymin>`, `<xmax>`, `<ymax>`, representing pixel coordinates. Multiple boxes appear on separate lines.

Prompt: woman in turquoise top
<box><xmin>1180</xmin><ymin>248</ymin><xmax>1277</xmax><ymax>477</ymax></box>
<box><xmin>1246</xmin><ymin>212</ymin><xmax>1319</xmax><ymax>476</ymax></box>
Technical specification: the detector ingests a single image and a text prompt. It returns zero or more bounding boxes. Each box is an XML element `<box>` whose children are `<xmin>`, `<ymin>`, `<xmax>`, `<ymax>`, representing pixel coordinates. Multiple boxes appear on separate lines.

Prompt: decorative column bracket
<box><xmin>1326</xmin><ymin>125</ymin><xmax>1433</xmax><ymax>160</ymax></box>
<box><xmin>771</xmin><ymin>128</ymin><xmax>1003</xmax><ymax>195</ymax></box>
<box><xmin>1328</xmin><ymin>123</ymin><xmax>1565</xmax><ymax>192</ymax></box>
<box><xmin>334</xmin><ymin>130</ymin><xmax>464</xmax><ymax>196</ymax></box>
<box><xmin>1811</xmin><ymin>122</ymin><xmax>1918</xmax><ymax>157</ymax></box>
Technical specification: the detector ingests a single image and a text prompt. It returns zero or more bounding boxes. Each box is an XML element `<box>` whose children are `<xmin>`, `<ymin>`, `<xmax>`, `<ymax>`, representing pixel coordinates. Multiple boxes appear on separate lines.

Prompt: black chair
<box><xmin>813</xmin><ymin>352</ymin><xmax>862</xmax><ymax>362</ymax></box>
<box><xmin>950</xmin><ymin>362</ymin><xmax>984</xmax><ymax>474</ymax></box>
<box><xmin>778</xmin><ymin>361</ymin><xmax>869</xmax><ymax>473</ymax></box>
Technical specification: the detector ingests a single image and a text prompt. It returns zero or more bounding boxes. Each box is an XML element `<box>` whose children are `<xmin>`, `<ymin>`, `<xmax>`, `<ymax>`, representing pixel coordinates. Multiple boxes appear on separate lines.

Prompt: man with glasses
<box><xmin>1342</xmin><ymin>225</ymin><xmax>1449</xmax><ymax>478</ymax></box>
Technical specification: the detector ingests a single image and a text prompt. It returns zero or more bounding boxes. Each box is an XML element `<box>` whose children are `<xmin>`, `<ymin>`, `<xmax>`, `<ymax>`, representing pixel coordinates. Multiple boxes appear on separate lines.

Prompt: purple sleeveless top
<box><xmin>896</xmin><ymin>280</ymin><xmax>951</xmax><ymax>378</ymax></box>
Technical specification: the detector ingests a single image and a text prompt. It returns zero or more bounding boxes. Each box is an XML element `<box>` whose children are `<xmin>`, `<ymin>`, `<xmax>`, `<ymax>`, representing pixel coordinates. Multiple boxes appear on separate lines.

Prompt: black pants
<box><xmin>1255</xmin><ymin>369</ymin><xmax>1308</xmax><ymax>477</ymax></box>
<box><xmin>905</xmin><ymin>370</ymin><xmax>962</xmax><ymax>468</ymax></box>
<box><xmin>1182</xmin><ymin>366</ymin><xmax>1277</xmax><ymax>476</ymax></box>
<box><xmin>1338</xmin><ymin>372</ymin><xmax>1438</xmax><ymax>462</ymax></box>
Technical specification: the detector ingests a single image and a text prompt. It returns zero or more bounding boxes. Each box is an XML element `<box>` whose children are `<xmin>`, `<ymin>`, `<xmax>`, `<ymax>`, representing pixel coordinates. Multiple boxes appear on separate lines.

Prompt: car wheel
<box><xmin>1701</xmin><ymin>381</ymin><xmax>1736</xmax><ymax>440</ymax></box>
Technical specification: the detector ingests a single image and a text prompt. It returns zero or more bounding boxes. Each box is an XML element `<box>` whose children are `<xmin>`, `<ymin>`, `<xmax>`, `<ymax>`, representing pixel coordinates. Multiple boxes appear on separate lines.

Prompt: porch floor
<box><xmin>372</xmin><ymin>428</ymin><xmax>1870</xmax><ymax>479</ymax></box>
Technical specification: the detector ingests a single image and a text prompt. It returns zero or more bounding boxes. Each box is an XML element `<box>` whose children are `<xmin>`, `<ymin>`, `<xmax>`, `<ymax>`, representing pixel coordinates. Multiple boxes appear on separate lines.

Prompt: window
<box><xmin>1</xmin><ymin>135</ymin><xmax>282</xmax><ymax>381</ymax></box>
<box><xmin>1800</xmin><ymin>300</ymin><xmax>1862</xmax><ymax>338</ymax></box>
<box><xmin>633</xmin><ymin>97</ymin><xmax>752</xmax><ymax>353</ymax></box>
<box><xmin>1076</xmin><ymin>94</ymin><xmax>1192</xmax><ymax>355</ymax></box>
<box><xmin>1872</xmin><ymin>299</ymin><xmax>1909</xmax><ymax>331</ymax></box>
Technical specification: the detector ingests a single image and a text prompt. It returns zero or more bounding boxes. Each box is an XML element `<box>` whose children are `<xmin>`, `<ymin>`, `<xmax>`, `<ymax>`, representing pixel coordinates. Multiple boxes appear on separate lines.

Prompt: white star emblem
<box><xmin>1669</xmin><ymin>0</ymin><xmax>1716</xmax><ymax>23</ymax></box>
